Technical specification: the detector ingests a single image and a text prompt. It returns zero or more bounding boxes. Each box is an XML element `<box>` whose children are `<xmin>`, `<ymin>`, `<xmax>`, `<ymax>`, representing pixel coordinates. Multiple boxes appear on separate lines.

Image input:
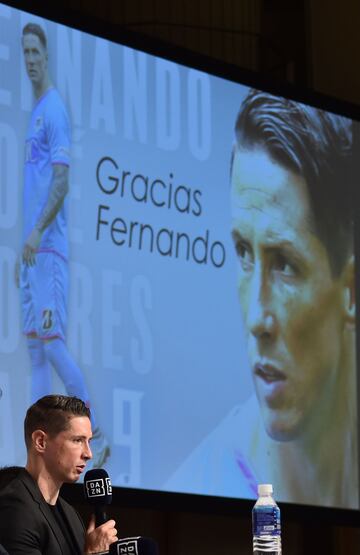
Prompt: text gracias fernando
<box><xmin>95</xmin><ymin>156</ymin><xmax>227</xmax><ymax>269</ymax></box>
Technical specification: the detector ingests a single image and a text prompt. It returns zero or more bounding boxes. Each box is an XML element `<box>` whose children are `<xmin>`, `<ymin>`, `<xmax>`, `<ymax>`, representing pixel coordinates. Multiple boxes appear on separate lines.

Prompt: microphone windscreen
<box><xmin>83</xmin><ymin>468</ymin><xmax>112</xmax><ymax>506</ymax></box>
<box><xmin>110</xmin><ymin>536</ymin><xmax>159</xmax><ymax>555</ymax></box>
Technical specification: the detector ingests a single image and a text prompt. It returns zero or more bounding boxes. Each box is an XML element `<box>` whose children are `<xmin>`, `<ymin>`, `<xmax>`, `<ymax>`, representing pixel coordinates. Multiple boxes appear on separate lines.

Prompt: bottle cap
<box><xmin>258</xmin><ymin>483</ymin><xmax>273</xmax><ymax>496</ymax></box>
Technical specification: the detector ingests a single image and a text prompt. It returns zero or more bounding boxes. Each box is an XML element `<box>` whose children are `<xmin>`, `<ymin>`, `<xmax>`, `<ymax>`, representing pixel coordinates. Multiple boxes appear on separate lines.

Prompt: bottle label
<box><xmin>252</xmin><ymin>506</ymin><xmax>281</xmax><ymax>537</ymax></box>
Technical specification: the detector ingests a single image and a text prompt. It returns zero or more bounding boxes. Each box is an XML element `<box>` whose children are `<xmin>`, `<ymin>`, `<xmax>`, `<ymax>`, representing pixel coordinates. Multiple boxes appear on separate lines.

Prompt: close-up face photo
<box><xmin>231</xmin><ymin>146</ymin><xmax>350</xmax><ymax>441</ymax></box>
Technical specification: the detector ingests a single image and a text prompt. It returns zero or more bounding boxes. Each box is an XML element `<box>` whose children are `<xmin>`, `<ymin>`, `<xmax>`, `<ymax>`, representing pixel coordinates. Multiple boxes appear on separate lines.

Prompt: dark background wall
<box><xmin>58</xmin><ymin>0</ymin><xmax>360</xmax><ymax>105</ymax></box>
<box><xmin>46</xmin><ymin>0</ymin><xmax>360</xmax><ymax>552</ymax></box>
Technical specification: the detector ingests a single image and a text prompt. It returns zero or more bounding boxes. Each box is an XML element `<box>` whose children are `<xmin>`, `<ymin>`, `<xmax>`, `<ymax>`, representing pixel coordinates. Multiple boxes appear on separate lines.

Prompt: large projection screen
<box><xmin>0</xmin><ymin>1</ymin><xmax>359</xmax><ymax>511</ymax></box>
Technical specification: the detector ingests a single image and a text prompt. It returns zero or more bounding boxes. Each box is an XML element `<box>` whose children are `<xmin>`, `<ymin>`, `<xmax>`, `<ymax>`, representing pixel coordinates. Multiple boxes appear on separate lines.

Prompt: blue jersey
<box><xmin>24</xmin><ymin>87</ymin><xmax>71</xmax><ymax>259</ymax></box>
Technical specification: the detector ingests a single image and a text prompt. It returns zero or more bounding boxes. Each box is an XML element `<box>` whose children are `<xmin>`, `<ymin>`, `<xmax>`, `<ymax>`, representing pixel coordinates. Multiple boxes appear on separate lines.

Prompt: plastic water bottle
<box><xmin>252</xmin><ymin>483</ymin><xmax>281</xmax><ymax>554</ymax></box>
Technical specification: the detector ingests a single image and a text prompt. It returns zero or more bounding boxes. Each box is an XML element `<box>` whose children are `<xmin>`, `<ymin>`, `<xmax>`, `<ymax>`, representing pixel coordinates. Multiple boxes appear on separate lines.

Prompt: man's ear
<box><xmin>342</xmin><ymin>255</ymin><xmax>355</xmax><ymax>327</ymax></box>
<box><xmin>32</xmin><ymin>430</ymin><xmax>47</xmax><ymax>453</ymax></box>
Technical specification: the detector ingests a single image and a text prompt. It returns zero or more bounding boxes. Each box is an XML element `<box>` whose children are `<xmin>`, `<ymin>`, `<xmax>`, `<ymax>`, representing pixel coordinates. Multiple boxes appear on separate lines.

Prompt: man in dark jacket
<box><xmin>0</xmin><ymin>395</ymin><xmax>118</xmax><ymax>554</ymax></box>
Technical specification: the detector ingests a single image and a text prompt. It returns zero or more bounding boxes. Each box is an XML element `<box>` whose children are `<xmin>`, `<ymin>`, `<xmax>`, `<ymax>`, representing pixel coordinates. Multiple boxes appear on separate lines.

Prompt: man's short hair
<box><xmin>233</xmin><ymin>89</ymin><xmax>354</xmax><ymax>276</ymax></box>
<box><xmin>22</xmin><ymin>23</ymin><xmax>47</xmax><ymax>49</ymax></box>
<box><xmin>24</xmin><ymin>395</ymin><xmax>91</xmax><ymax>450</ymax></box>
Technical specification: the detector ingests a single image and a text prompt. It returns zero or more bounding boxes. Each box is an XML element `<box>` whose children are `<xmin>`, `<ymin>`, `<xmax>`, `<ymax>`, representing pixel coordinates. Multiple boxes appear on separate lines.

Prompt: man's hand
<box><xmin>84</xmin><ymin>514</ymin><xmax>118</xmax><ymax>554</ymax></box>
<box><xmin>22</xmin><ymin>228</ymin><xmax>42</xmax><ymax>266</ymax></box>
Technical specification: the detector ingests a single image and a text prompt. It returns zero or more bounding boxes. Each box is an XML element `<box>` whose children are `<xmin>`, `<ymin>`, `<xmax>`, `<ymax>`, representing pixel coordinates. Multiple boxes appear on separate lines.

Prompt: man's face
<box><xmin>231</xmin><ymin>147</ymin><xmax>346</xmax><ymax>441</ymax></box>
<box><xmin>22</xmin><ymin>33</ymin><xmax>48</xmax><ymax>87</ymax></box>
<box><xmin>43</xmin><ymin>415</ymin><xmax>92</xmax><ymax>483</ymax></box>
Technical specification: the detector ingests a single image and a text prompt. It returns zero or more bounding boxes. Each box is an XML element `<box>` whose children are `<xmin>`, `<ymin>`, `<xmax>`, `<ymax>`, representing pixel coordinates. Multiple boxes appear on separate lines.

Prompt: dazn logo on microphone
<box><xmin>85</xmin><ymin>477</ymin><xmax>112</xmax><ymax>498</ymax></box>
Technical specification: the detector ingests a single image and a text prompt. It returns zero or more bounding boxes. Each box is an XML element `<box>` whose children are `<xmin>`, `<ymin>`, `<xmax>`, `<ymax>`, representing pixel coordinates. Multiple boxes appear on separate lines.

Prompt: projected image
<box><xmin>166</xmin><ymin>91</ymin><xmax>358</xmax><ymax>509</ymax></box>
<box><xmin>0</xmin><ymin>3</ymin><xmax>358</xmax><ymax>510</ymax></box>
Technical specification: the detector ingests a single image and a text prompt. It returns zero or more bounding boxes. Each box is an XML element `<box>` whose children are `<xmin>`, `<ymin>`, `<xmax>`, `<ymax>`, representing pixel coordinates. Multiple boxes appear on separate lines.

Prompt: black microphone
<box><xmin>83</xmin><ymin>468</ymin><xmax>112</xmax><ymax>527</ymax></box>
<box><xmin>109</xmin><ymin>537</ymin><xmax>159</xmax><ymax>555</ymax></box>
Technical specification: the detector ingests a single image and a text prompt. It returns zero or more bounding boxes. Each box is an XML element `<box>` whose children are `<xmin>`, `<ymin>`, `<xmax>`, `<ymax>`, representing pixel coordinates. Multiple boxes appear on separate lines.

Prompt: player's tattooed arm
<box><xmin>22</xmin><ymin>164</ymin><xmax>69</xmax><ymax>266</ymax></box>
<box><xmin>36</xmin><ymin>164</ymin><xmax>69</xmax><ymax>233</ymax></box>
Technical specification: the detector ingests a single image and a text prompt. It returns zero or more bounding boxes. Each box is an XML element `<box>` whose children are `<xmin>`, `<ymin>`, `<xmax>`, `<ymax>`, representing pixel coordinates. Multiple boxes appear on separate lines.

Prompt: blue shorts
<box><xmin>20</xmin><ymin>251</ymin><xmax>68</xmax><ymax>340</ymax></box>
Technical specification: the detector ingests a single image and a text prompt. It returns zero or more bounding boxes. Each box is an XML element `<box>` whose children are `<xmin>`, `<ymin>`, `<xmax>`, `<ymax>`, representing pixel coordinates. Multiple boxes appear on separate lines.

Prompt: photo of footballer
<box><xmin>17</xmin><ymin>22</ymin><xmax>109</xmax><ymax>468</ymax></box>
